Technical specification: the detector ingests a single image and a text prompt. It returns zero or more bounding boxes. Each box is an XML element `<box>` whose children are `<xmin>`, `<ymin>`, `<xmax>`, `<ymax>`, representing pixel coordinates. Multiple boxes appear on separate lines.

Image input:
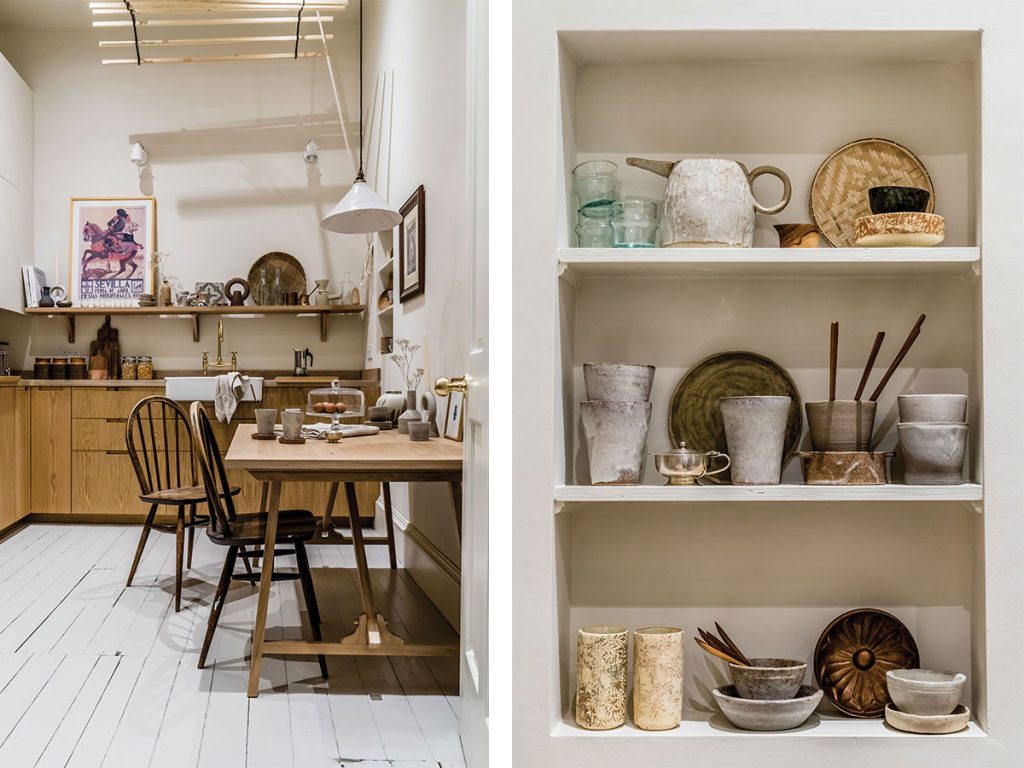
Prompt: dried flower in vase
<box><xmin>390</xmin><ymin>338</ymin><xmax>422</xmax><ymax>391</ymax></box>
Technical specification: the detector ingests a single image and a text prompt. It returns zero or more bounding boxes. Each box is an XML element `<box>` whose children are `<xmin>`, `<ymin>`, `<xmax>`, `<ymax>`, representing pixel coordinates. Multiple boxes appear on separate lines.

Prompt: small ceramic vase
<box><xmin>580</xmin><ymin>400</ymin><xmax>652</xmax><ymax>484</ymax></box>
<box><xmin>397</xmin><ymin>390</ymin><xmax>422</xmax><ymax>434</ymax></box>
<box><xmin>38</xmin><ymin>286</ymin><xmax>55</xmax><ymax>308</ymax></box>
<box><xmin>633</xmin><ymin>627</ymin><xmax>684</xmax><ymax>731</ymax></box>
<box><xmin>575</xmin><ymin>626</ymin><xmax>628</xmax><ymax>730</ymax></box>
<box><xmin>158</xmin><ymin>280</ymin><xmax>173</xmax><ymax>307</ymax></box>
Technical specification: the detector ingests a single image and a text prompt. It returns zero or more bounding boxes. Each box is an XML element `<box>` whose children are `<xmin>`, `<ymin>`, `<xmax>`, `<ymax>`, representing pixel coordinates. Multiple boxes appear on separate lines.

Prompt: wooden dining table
<box><xmin>224</xmin><ymin>424</ymin><xmax>464</xmax><ymax>697</ymax></box>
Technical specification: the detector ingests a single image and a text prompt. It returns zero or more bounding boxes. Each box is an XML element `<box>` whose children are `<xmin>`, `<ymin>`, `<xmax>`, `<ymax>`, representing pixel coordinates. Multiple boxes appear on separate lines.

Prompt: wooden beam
<box><xmin>89</xmin><ymin>1</ymin><xmax>345</xmax><ymax>8</ymax></box>
<box><xmin>90</xmin><ymin>6</ymin><xmax>347</xmax><ymax>14</ymax></box>
<box><xmin>103</xmin><ymin>50</ymin><xmax>325</xmax><ymax>64</ymax></box>
<box><xmin>99</xmin><ymin>33</ymin><xmax>333</xmax><ymax>46</ymax></box>
<box><xmin>93</xmin><ymin>16</ymin><xmax>335</xmax><ymax>27</ymax></box>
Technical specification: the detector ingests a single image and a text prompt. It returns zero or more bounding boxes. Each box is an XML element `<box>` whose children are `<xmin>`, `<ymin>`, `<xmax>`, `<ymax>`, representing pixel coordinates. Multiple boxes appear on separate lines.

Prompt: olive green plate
<box><xmin>668</xmin><ymin>351</ymin><xmax>802</xmax><ymax>483</ymax></box>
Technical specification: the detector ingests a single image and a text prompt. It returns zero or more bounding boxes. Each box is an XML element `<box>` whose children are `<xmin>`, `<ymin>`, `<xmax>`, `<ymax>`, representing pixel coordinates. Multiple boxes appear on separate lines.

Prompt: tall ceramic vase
<box><xmin>633</xmin><ymin>627</ymin><xmax>684</xmax><ymax>731</ymax></box>
<box><xmin>575</xmin><ymin>626</ymin><xmax>628</xmax><ymax>730</ymax></box>
<box><xmin>397</xmin><ymin>390</ymin><xmax>421</xmax><ymax>434</ymax></box>
<box><xmin>720</xmin><ymin>396</ymin><xmax>792</xmax><ymax>485</ymax></box>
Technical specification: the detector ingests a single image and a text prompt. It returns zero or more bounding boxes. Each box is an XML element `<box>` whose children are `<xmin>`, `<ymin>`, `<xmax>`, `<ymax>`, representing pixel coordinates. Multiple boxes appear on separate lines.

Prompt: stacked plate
<box><xmin>885</xmin><ymin>669</ymin><xmax>970</xmax><ymax>734</ymax></box>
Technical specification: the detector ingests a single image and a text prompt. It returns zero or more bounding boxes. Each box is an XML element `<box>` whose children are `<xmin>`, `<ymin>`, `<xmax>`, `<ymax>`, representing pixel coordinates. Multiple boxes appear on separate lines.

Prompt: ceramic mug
<box><xmin>255</xmin><ymin>408</ymin><xmax>277</xmax><ymax>436</ymax></box>
<box><xmin>281</xmin><ymin>408</ymin><xmax>304</xmax><ymax>440</ymax></box>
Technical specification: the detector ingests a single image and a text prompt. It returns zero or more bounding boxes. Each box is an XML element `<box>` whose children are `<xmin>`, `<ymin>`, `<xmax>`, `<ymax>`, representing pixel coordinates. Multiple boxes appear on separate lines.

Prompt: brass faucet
<box><xmin>202</xmin><ymin>320</ymin><xmax>238</xmax><ymax>375</ymax></box>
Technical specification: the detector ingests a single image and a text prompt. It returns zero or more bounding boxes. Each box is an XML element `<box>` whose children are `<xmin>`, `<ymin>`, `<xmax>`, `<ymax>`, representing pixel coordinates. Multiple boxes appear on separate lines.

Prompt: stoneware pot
<box><xmin>868</xmin><ymin>185</ymin><xmax>930</xmax><ymax>215</ymax></box>
<box><xmin>397</xmin><ymin>390</ymin><xmax>421</xmax><ymax>434</ymax></box>
<box><xmin>897</xmin><ymin>394</ymin><xmax>968</xmax><ymax>424</ymax></box>
<box><xmin>255</xmin><ymin>408</ymin><xmax>277</xmax><ymax>436</ymax></box>
<box><xmin>419</xmin><ymin>391</ymin><xmax>440</xmax><ymax>436</ymax></box>
<box><xmin>633</xmin><ymin>627</ymin><xmax>684</xmax><ymax>731</ymax></box>
<box><xmin>580</xmin><ymin>400</ymin><xmax>652</xmax><ymax>485</ymax></box>
<box><xmin>375</xmin><ymin>392</ymin><xmax>407</xmax><ymax>426</ymax></box>
<box><xmin>730</xmin><ymin>659</ymin><xmax>807</xmax><ymax>701</ymax></box>
<box><xmin>897</xmin><ymin>423</ymin><xmax>968</xmax><ymax>485</ymax></box>
<box><xmin>805</xmin><ymin>400</ymin><xmax>877</xmax><ymax>452</ymax></box>
<box><xmin>884</xmin><ymin>703</ymin><xmax>970</xmax><ymax>735</ymax></box>
<box><xmin>720</xmin><ymin>396</ymin><xmax>792</xmax><ymax>485</ymax></box>
<box><xmin>713</xmin><ymin>685</ymin><xmax>822</xmax><ymax>732</ymax></box>
<box><xmin>575</xmin><ymin>626</ymin><xmax>629</xmax><ymax>730</ymax></box>
<box><xmin>583</xmin><ymin>362</ymin><xmax>655</xmax><ymax>402</ymax></box>
<box><xmin>626</xmin><ymin>157</ymin><xmax>791</xmax><ymax>248</ymax></box>
<box><xmin>773</xmin><ymin>223</ymin><xmax>820</xmax><ymax>248</ymax></box>
<box><xmin>886</xmin><ymin>669</ymin><xmax>966</xmax><ymax>716</ymax></box>
<box><xmin>798</xmin><ymin>451</ymin><xmax>890</xmax><ymax>485</ymax></box>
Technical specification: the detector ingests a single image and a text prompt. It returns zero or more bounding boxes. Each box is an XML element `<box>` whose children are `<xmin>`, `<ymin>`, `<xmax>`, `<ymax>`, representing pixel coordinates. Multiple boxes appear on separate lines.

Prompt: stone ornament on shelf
<box><xmin>574</xmin><ymin>626</ymin><xmax>628</xmax><ymax>730</ymax></box>
<box><xmin>633</xmin><ymin>627</ymin><xmax>684</xmax><ymax>731</ymax></box>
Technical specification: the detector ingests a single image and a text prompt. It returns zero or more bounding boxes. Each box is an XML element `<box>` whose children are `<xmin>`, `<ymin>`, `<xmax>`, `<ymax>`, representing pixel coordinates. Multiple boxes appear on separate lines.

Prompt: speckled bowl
<box><xmin>713</xmin><ymin>685</ymin><xmax>822</xmax><ymax>731</ymax></box>
<box><xmin>897</xmin><ymin>394</ymin><xmax>967</xmax><ymax>424</ymax></box>
<box><xmin>886</xmin><ymin>669</ymin><xmax>966</xmax><ymax>716</ymax></box>
<box><xmin>730</xmin><ymin>658</ymin><xmax>807</xmax><ymax>701</ymax></box>
<box><xmin>868</xmin><ymin>186</ymin><xmax>931</xmax><ymax>214</ymax></box>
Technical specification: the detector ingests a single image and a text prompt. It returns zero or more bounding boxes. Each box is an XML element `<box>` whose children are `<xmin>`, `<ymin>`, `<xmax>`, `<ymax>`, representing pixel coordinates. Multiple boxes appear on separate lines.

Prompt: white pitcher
<box><xmin>626</xmin><ymin>157</ymin><xmax>791</xmax><ymax>248</ymax></box>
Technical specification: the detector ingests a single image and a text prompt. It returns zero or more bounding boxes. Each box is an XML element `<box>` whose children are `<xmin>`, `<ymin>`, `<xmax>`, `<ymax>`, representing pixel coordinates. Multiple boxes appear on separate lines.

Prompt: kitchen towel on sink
<box><xmin>214</xmin><ymin>372</ymin><xmax>247</xmax><ymax>423</ymax></box>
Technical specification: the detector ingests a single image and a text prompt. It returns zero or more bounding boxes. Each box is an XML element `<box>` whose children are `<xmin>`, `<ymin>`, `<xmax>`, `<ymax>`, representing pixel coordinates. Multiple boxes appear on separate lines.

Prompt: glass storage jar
<box><xmin>306</xmin><ymin>379</ymin><xmax>366</xmax><ymax>428</ymax></box>
<box><xmin>572</xmin><ymin>160</ymin><xmax>621</xmax><ymax>210</ymax></box>
<box><xmin>121</xmin><ymin>356</ymin><xmax>138</xmax><ymax>380</ymax></box>
<box><xmin>575</xmin><ymin>206</ymin><xmax>614</xmax><ymax>247</ymax></box>
<box><xmin>137</xmin><ymin>356</ymin><xmax>154</xmax><ymax>380</ymax></box>
<box><xmin>611</xmin><ymin>199</ymin><xmax>659</xmax><ymax>248</ymax></box>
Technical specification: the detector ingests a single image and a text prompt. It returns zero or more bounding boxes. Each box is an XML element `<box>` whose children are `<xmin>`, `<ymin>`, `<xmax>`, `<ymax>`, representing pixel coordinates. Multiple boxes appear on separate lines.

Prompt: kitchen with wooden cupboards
<box><xmin>0</xmin><ymin>1</ymin><xmax>488</xmax><ymax>766</ymax></box>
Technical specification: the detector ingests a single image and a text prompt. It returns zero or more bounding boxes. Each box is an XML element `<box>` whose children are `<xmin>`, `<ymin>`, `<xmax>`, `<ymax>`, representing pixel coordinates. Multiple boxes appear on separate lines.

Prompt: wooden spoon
<box><xmin>829</xmin><ymin>321</ymin><xmax>839</xmax><ymax>401</ymax></box>
<box><xmin>715</xmin><ymin>622</ymin><xmax>752</xmax><ymax>666</ymax></box>
<box><xmin>695</xmin><ymin>638</ymin><xmax>746</xmax><ymax>667</ymax></box>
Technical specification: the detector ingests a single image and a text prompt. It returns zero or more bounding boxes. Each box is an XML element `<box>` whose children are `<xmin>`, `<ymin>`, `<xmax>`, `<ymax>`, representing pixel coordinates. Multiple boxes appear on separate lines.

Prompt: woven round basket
<box><xmin>810</xmin><ymin>138</ymin><xmax>934</xmax><ymax>248</ymax></box>
<box><xmin>247</xmin><ymin>252</ymin><xmax>307</xmax><ymax>305</ymax></box>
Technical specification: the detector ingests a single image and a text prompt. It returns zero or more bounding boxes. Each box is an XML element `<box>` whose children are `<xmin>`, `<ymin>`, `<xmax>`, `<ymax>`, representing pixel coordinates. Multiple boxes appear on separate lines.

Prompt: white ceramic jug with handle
<box><xmin>626</xmin><ymin>157</ymin><xmax>791</xmax><ymax>248</ymax></box>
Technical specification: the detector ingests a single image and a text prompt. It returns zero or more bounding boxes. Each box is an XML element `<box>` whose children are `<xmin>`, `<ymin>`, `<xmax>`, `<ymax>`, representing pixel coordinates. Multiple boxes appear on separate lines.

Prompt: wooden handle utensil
<box><xmin>869</xmin><ymin>314</ymin><xmax>926</xmax><ymax>402</ymax></box>
<box><xmin>715</xmin><ymin>621</ymin><xmax>752</xmax><ymax>666</ymax></box>
<box><xmin>829</xmin><ymin>321</ymin><xmax>839</xmax><ymax>401</ymax></box>
<box><xmin>695</xmin><ymin>638</ymin><xmax>746</xmax><ymax>667</ymax></box>
<box><xmin>854</xmin><ymin>331</ymin><xmax>885</xmax><ymax>401</ymax></box>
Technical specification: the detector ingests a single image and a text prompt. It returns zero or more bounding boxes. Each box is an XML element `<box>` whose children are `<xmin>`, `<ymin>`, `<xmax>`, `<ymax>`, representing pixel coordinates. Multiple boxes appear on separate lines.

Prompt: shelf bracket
<box><xmin>191</xmin><ymin>313</ymin><xmax>200</xmax><ymax>343</ymax></box>
<box><xmin>553</xmin><ymin>500</ymin><xmax>579</xmax><ymax>515</ymax></box>
<box><xmin>320</xmin><ymin>313</ymin><xmax>329</xmax><ymax>342</ymax></box>
<box><xmin>556</xmin><ymin>261</ymin><xmax>582</xmax><ymax>289</ymax></box>
<box><xmin>970</xmin><ymin>500</ymin><xmax>983</xmax><ymax>515</ymax></box>
<box><xmin>970</xmin><ymin>261</ymin><xmax>982</xmax><ymax>281</ymax></box>
<box><xmin>63</xmin><ymin>315</ymin><xmax>75</xmax><ymax>344</ymax></box>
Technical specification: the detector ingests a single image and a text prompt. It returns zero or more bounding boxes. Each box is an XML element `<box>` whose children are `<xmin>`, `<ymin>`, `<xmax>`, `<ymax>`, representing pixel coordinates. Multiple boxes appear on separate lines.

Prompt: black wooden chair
<box><xmin>189</xmin><ymin>401</ymin><xmax>327</xmax><ymax>677</ymax></box>
<box><xmin>126</xmin><ymin>396</ymin><xmax>240</xmax><ymax>612</ymax></box>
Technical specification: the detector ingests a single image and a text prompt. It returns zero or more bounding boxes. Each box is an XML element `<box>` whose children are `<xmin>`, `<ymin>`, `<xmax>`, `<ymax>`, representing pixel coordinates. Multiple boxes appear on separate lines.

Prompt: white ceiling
<box><xmin>0</xmin><ymin>0</ymin><xmax>92</xmax><ymax>28</ymax></box>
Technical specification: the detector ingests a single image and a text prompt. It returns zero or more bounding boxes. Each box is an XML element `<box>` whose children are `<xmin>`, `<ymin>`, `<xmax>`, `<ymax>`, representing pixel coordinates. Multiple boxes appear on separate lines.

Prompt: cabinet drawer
<box><xmin>73</xmin><ymin>412</ymin><xmax>236</xmax><ymax>451</ymax></box>
<box><xmin>72</xmin><ymin>451</ymin><xmax>152</xmax><ymax>516</ymax></box>
<box><xmin>72</xmin><ymin>388</ymin><xmax>164</xmax><ymax>419</ymax></box>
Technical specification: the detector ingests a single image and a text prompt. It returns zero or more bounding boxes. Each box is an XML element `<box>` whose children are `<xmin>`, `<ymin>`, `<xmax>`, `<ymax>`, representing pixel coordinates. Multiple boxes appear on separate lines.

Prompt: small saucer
<box><xmin>251</xmin><ymin>432</ymin><xmax>276</xmax><ymax>440</ymax></box>
<box><xmin>884</xmin><ymin>703</ymin><xmax>970</xmax><ymax>734</ymax></box>
<box><xmin>278</xmin><ymin>437</ymin><xmax>306</xmax><ymax>445</ymax></box>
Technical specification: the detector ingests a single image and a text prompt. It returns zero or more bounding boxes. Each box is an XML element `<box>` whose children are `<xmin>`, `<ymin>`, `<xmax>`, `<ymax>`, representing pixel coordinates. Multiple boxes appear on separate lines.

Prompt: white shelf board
<box><xmin>551</xmin><ymin>716</ymin><xmax>986</xmax><ymax>740</ymax></box>
<box><xmin>558</xmin><ymin>247</ymin><xmax>980</xmax><ymax>281</ymax></box>
<box><xmin>378</xmin><ymin>304</ymin><xmax>393</xmax><ymax>319</ymax></box>
<box><xmin>554</xmin><ymin>483</ymin><xmax>983</xmax><ymax>506</ymax></box>
<box><xmin>378</xmin><ymin>259</ymin><xmax>394</xmax><ymax>274</ymax></box>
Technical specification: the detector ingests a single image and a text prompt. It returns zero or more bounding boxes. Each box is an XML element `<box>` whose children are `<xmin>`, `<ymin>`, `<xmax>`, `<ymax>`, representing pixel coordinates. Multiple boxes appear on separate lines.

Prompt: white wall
<box><xmin>0</xmin><ymin>18</ymin><xmax>370</xmax><ymax>373</ymax></box>
<box><xmin>363</xmin><ymin>0</ymin><xmax>468</xmax><ymax>624</ymax></box>
<box><xmin>0</xmin><ymin>48</ymin><xmax>32</xmax><ymax>313</ymax></box>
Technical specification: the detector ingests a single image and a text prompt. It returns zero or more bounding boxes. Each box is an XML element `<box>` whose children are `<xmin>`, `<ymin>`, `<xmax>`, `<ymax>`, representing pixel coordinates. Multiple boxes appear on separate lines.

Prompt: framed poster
<box><xmin>70</xmin><ymin>197</ymin><xmax>155</xmax><ymax>304</ymax></box>
<box><xmin>398</xmin><ymin>185</ymin><xmax>425</xmax><ymax>302</ymax></box>
<box><xmin>444</xmin><ymin>388</ymin><xmax>465</xmax><ymax>442</ymax></box>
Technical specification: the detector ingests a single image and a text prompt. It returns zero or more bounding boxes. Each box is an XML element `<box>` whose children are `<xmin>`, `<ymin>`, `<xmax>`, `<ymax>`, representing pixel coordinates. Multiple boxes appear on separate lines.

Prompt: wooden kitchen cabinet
<box><xmin>0</xmin><ymin>385</ymin><xmax>30</xmax><ymax>531</ymax></box>
<box><xmin>31</xmin><ymin>387</ymin><xmax>71</xmax><ymax>514</ymax></box>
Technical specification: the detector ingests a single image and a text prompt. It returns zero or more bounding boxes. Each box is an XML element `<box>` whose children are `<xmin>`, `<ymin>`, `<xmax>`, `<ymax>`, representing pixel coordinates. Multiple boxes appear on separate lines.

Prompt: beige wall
<box><xmin>363</xmin><ymin>0</ymin><xmax>468</xmax><ymax>625</ymax></box>
<box><xmin>0</xmin><ymin>18</ymin><xmax>369</xmax><ymax>373</ymax></box>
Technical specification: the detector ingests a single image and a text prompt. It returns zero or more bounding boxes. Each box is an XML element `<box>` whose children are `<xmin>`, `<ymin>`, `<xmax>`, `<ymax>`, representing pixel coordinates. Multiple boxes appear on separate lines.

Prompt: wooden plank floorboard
<box><xmin>0</xmin><ymin>523</ymin><xmax>465</xmax><ymax>768</ymax></box>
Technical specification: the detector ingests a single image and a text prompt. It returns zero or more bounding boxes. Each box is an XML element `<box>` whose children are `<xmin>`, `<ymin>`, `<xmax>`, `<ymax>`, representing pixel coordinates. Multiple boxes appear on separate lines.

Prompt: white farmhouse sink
<box><xmin>165</xmin><ymin>376</ymin><xmax>264</xmax><ymax>403</ymax></box>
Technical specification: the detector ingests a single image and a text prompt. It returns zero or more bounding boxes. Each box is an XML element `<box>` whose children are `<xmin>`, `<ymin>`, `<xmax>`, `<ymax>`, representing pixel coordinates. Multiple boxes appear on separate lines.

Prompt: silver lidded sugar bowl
<box><xmin>652</xmin><ymin>442</ymin><xmax>730</xmax><ymax>485</ymax></box>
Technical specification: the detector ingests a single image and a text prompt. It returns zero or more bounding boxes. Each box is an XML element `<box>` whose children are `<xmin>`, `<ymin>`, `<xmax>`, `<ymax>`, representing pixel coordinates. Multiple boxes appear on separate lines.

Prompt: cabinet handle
<box><xmin>105</xmin><ymin>450</ymin><xmax>129</xmax><ymax>456</ymax></box>
<box><xmin>105</xmin><ymin>418</ymin><xmax>127</xmax><ymax>423</ymax></box>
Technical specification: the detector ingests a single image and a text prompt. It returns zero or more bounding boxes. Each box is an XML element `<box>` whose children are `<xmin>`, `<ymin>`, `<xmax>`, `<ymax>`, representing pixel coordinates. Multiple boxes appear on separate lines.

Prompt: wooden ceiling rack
<box><xmin>88</xmin><ymin>0</ymin><xmax>348</xmax><ymax>65</ymax></box>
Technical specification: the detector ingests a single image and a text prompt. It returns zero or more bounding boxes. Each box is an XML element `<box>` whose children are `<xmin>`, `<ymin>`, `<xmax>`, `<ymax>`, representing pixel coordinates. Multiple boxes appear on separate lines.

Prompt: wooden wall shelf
<box><xmin>24</xmin><ymin>305</ymin><xmax>366</xmax><ymax>343</ymax></box>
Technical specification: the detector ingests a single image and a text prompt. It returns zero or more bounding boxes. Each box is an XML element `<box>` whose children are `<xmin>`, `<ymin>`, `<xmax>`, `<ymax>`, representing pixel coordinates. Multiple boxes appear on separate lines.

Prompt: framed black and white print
<box><xmin>399</xmin><ymin>185</ymin><xmax>425</xmax><ymax>302</ymax></box>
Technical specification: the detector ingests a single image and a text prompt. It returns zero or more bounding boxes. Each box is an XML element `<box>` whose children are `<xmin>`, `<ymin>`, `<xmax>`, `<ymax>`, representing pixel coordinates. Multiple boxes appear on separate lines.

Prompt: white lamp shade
<box><xmin>321</xmin><ymin>179</ymin><xmax>402</xmax><ymax>234</ymax></box>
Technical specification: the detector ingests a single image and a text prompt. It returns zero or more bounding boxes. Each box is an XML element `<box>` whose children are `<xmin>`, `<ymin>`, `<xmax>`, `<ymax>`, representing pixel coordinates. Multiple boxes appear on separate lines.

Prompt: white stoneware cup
<box><xmin>281</xmin><ymin>409</ymin><xmax>304</xmax><ymax>440</ymax></box>
<box><xmin>720</xmin><ymin>396</ymin><xmax>792</xmax><ymax>485</ymax></box>
<box><xmin>255</xmin><ymin>408</ymin><xmax>277</xmax><ymax>435</ymax></box>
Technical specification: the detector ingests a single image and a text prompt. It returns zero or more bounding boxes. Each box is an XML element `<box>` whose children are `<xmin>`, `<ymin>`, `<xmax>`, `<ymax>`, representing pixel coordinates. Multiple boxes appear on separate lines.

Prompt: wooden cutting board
<box><xmin>273</xmin><ymin>376</ymin><xmax>344</xmax><ymax>385</ymax></box>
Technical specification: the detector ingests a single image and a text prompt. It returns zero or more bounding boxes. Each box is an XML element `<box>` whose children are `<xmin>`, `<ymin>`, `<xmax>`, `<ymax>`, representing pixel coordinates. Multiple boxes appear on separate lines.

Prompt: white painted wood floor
<box><xmin>0</xmin><ymin>523</ymin><xmax>464</xmax><ymax>768</ymax></box>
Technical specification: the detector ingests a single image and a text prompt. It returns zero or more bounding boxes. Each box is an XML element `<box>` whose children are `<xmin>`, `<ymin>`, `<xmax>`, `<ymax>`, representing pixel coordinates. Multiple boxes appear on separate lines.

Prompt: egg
<box><xmin>324</xmin><ymin>403</ymin><xmax>338</xmax><ymax>413</ymax></box>
<box><xmin>335</xmin><ymin>403</ymin><xmax>347</xmax><ymax>413</ymax></box>
<box><xmin>312</xmin><ymin>402</ymin><xmax>326</xmax><ymax>413</ymax></box>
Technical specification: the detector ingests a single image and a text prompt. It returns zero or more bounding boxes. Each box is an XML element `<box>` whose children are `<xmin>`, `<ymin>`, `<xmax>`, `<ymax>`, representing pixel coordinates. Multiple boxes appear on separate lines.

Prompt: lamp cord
<box><xmin>356</xmin><ymin>0</ymin><xmax>365</xmax><ymax>181</ymax></box>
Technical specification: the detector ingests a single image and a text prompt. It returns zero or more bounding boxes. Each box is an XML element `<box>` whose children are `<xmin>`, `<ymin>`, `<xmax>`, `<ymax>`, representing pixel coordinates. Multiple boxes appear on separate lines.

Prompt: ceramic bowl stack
<box><xmin>801</xmin><ymin>400</ymin><xmax>891</xmax><ymax>485</ymax></box>
<box><xmin>854</xmin><ymin>185</ymin><xmax>944</xmax><ymax>247</ymax></box>
<box><xmin>712</xmin><ymin>659</ymin><xmax>823</xmax><ymax>732</ymax></box>
<box><xmin>896</xmin><ymin>395</ymin><xmax>968</xmax><ymax>485</ymax></box>
<box><xmin>580</xmin><ymin>363</ymin><xmax>654</xmax><ymax>485</ymax></box>
<box><xmin>884</xmin><ymin>669</ymin><xmax>969</xmax><ymax>734</ymax></box>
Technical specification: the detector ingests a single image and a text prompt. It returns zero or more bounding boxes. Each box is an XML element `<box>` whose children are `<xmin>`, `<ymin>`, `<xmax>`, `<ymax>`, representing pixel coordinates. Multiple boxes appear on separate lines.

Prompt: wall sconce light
<box><xmin>130</xmin><ymin>142</ymin><xmax>148</xmax><ymax>166</ymax></box>
<box><xmin>304</xmin><ymin>139</ymin><xmax>320</xmax><ymax>165</ymax></box>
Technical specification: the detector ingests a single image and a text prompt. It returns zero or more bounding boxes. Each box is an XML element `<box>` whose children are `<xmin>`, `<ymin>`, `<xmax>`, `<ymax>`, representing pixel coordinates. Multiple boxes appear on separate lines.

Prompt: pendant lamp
<box><xmin>321</xmin><ymin>1</ymin><xmax>400</xmax><ymax>234</ymax></box>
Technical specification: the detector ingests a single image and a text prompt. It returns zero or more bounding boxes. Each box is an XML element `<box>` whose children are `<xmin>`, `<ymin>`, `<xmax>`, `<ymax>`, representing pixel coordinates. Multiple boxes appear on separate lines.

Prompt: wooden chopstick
<box><xmin>695</xmin><ymin>638</ymin><xmax>746</xmax><ymax>667</ymax></box>
<box><xmin>829</xmin><ymin>322</ymin><xmax>839</xmax><ymax>401</ymax></box>
<box><xmin>715</xmin><ymin>621</ymin><xmax>752</xmax><ymax>666</ymax></box>
<box><xmin>697</xmin><ymin>627</ymin><xmax>736</xmax><ymax>658</ymax></box>
<box><xmin>868</xmin><ymin>314</ymin><xmax>926</xmax><ymax>402</ymax></box>
<box><xmin>854</xmin><ymin>331</ymin><xmax>886</xmax><ymax>401</ymax></box>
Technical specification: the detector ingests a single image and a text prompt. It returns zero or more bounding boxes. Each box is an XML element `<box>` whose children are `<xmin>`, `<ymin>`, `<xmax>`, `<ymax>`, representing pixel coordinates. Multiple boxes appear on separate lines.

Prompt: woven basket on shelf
<box><xmin>810</xmin><ymin>138</ymin><xmax>934</xmax><ymax>248</ymax></box>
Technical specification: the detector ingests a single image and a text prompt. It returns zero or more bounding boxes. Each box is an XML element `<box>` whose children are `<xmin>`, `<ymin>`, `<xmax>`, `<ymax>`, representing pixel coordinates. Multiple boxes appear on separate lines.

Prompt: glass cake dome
<box><xmin>305</xmin><ymin>379</ymin><xmax>365</xmax><ymax>427</ymax></box>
